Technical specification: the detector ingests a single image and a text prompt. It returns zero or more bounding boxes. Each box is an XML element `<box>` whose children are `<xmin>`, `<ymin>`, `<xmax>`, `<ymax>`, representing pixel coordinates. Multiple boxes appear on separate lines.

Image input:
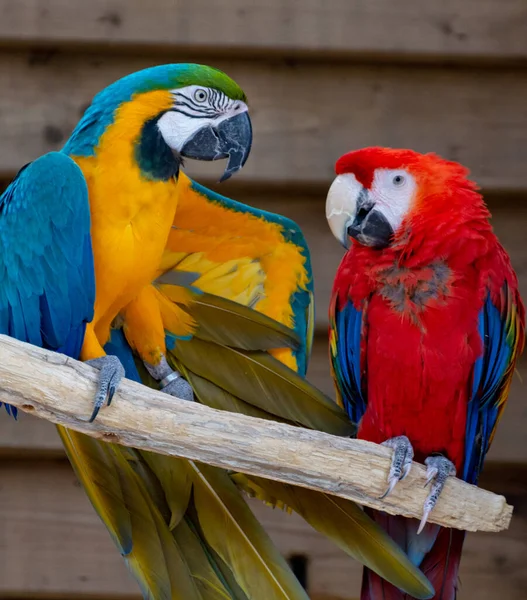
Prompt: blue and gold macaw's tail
<box><xmin>59</xmin><ymin>414</ymin><xmax>311</xmax><ymax>600</ymax></box>
<box><xmin>78</xmin><ymin>175</ymin><xmax>431</xmax><ymax>599</ymax></box>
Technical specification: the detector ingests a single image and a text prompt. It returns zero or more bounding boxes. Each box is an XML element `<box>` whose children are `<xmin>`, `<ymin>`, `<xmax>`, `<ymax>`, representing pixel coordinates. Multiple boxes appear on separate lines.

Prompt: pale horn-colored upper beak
<box><xmin>325</xmin><ymin>173</ymin><xmax>362</xmax><ymax>249</ymax></box>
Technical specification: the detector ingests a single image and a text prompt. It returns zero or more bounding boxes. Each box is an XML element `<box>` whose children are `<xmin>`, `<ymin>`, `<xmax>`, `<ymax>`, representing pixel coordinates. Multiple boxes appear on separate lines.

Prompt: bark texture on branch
<box><xmin>0</xmin><ymin>334</ymin><xmax>512</xmax><ymax>533</ymax></box>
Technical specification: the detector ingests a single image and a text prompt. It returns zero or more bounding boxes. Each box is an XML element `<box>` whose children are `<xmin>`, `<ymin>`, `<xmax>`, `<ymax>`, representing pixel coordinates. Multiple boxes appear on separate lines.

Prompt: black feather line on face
<box><xmin>173</xmin><ymin>93</ymin><xmax>212</xmax><ymax>112</ymax></box>
<box><xmin>135</xmin><ymin>115</ymin><xmax>180</xmax><ymax>181</ymax></box>
<box><xmin>170</xmin><ymin>108</ymin><xmax>217</xmax><ymax>119</ymax></box>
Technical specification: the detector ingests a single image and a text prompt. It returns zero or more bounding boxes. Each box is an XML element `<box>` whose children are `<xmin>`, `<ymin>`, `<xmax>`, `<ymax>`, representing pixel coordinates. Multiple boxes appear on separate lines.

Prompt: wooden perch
<box><xmin>0</xmin><ymin>334</ymin><xmax>512</xmax><ymax>533</ymax></box>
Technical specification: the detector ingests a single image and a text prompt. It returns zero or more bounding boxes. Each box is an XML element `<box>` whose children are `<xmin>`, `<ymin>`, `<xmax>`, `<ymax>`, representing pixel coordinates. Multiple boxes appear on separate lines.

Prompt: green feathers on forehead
<box><xmin>124</xmin><ymin>63</ymin><xmax>247</xmax><ymax>101</ymax></box>
<box><xmin>63</xmin><ymin>63</ymin><xmax>247</xmax><ymax>157</ymax></box>
<box><xmin>174</xmin><ymin>64</ymin><xmax>247</xmax><ymax>101</ymax></box>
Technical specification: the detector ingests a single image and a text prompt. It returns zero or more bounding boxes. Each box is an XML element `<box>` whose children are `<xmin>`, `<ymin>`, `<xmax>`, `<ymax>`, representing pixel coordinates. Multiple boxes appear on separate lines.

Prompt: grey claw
<box><xmin>86</xmin><ymin>355</ymin><xmax>125</xmax><ymax>422</ymax></box>
<box><xmin>418</xmin><ymin>455</ymin><xmax>456</xmax><ymax>534</ymax></box>
<box><xmin>379</xmin><ymin>435</ymin><xmax>414</xmax><ymax>499</ymax></box>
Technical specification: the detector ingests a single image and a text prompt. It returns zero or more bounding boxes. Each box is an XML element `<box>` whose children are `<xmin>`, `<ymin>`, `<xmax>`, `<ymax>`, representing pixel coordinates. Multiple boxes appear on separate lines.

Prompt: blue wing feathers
<box><xmin>0</xmin><ymin>152</ymin><xmax>95</xmax><ymax>416</ymax></box>
<box><xmin>332</xmin><ymin>298</ymin><xmax>366</xmax><ymax>424</ymax></box>
<box><xmin>463</xmin><ymin>289</ymin><xmax>516</xmax><ymax>483</ymax></box>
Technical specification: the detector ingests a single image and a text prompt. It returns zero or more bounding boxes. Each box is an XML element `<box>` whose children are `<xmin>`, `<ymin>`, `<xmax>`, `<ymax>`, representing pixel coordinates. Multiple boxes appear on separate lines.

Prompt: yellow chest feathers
<box><xmin>70</xmin><ymin>91</ymin><xmax>180</xmax><ymax>304</ymax></box>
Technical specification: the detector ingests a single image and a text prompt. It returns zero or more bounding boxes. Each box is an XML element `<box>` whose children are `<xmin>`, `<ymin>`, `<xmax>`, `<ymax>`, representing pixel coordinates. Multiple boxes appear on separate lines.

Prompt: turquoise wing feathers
<box><xmin>0</xmin><ymin>152</ymin><xmax>94</xmax><ymax>416</ymax></box>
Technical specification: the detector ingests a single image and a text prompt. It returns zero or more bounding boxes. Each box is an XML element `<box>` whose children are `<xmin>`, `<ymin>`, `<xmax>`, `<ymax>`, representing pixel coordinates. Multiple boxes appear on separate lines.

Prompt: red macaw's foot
<box><xmin>85</xmin><ymin>355</ymin><xmax>125</xmax><ymax>422</ymax></box>
<box><xmin>379</xmin><ymin>435</ymin><xmax>414</xmax><ymax>499</ymax></box>
<box><xmin>418</xmin><ymin>455</ymin><xmax>457</xmax><ymax>534</ymax></box>
<box><xmin>144</xmin><ymin>356</ymin><xmax>195</xmax><ymax>402</ymax></box>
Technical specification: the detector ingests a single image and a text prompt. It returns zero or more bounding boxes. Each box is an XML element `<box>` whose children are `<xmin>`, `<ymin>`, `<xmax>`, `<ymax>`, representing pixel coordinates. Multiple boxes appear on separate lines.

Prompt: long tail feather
<box><xmin>234</xmin><ymin>476</ymin><xmax>435</xmax><ymax>600</ymax></box>
<box><xmin>190</xmin><ymin>462</ymin><xmax>310</xmax><ymax>600</ymax></box>
<box><xmin>361</xmin><ymin>512</ymin><xmax>464</xmax><ymax>600</ymax></box>
<box><xmin>58</xmin><ymin>427</ymin><xmax>203</xmax><ymax>599</ymax></box>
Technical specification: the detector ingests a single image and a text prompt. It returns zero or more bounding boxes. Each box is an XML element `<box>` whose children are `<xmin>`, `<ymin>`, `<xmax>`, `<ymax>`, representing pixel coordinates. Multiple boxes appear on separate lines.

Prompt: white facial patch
<box><xmin>326</xmin><ymin>173</ymin><xmax>363</xmax><ymax>248</ymax></box>
<box><xmin>156</xmin><ymin>85</ymin><xmax>248</xmax><ymax>152</ymax></box>
<box><xmin>370</xmin><ymin>168</ymin><xmax>417</xmax><ymax>232</ymax></box>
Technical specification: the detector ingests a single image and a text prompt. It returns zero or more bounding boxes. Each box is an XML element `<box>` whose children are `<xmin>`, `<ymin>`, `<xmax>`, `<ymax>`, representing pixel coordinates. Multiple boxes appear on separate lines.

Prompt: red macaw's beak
<box><xmin>326</xmin><ymin>174</ymin><xmax>394</xmax><ymax>249</ymax></box>
<box><xmin>180</xmin><ymin>111</ymin><xmax>253</xmax><ymax>182</ymax></box>
<box><xmin>346</xmin><ymin>189</ymin><xmax>394</xmax><ymax>249</ymax></box>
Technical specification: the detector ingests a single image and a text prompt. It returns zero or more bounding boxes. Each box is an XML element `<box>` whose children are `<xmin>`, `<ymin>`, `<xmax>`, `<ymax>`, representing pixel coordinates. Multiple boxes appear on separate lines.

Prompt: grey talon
<box><xmin>379</xmin><ymin>435</ymin><xmax>414</xmax><ymax>499</ymax></box>
<box><xmin>86</xmin><ymin>355</ymin><xmax>125</xmax><ymax>422</ymax></box>
<box><xmin>418</xmin><ymin>455</ymin><xmax>456</xmax><ymax>534</ymax></box>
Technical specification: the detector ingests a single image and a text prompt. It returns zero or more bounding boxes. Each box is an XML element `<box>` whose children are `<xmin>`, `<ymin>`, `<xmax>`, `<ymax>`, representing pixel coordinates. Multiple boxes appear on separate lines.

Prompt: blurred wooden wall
<box><xmin>0</xmin><ymin>1</ymin><xmax>526</xmax><ymax>598</ymax></box>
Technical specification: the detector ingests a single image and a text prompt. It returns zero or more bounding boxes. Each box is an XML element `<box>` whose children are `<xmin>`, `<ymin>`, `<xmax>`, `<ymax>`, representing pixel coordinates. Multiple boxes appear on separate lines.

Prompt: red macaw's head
<box><xmin>326</xmin><ymin>147</ymin><xmax>480</xmax><ymax>250</ymax></box>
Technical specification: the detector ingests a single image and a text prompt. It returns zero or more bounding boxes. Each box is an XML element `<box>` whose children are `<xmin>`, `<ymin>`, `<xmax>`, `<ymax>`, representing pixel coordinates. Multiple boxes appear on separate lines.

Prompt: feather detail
<box><xmin>57</xmin><ymin>427</ymin><xmax>133</xmax><ymax>554</ymax></box>
<box><xmin>360</xmin><ymin>514</ymin><xmax>463</xmax><ymax>600</ymax></box>
<box><xmin>171</xmin><ymin>518</ymin><xmax>236</xmax><ymax>600</ymax></box>
<box><xmin>178</xmin><ymin>365</ymin><xmax>293</xmax><ymax>424</ymax></box>
<box><xmin>180</xmin><ymin>291</ymin><xmax>300</xmax><ymax>351</ymax></box>
<box><xmin>141</xmin><ymin>452</ymin><xmax>192</xmax><ymax>531</ymax></box>
<box><xmin>0</xmin><ymin>153</ymin><xmax>94</xmax><ymax>416</ymax></box>
<box><xmin>233</xmin><ymin>476</ymin><xmax>434</xmax><ymax>600</ymax></box>
<box><xmin>170</xmin><ymin>336</ymin><xmax>353</xmax><ymax>436</ymax></box>
<box><xmin>189</xmin><ymin>462</ymin><xmax>310</xmax><ymax>600</ymax></box>
<box><xmin>58</xmin><ymin>428</ymin><xmax>203</xmax><ymax>600</ymax></box>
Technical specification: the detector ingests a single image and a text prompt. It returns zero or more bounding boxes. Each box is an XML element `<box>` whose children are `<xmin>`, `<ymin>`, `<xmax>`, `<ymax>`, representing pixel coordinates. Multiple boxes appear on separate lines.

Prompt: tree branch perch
<box><xmin>0</xmin><ymin>334</ymin><xmax>512</xmax><ymax>533</ymax></box>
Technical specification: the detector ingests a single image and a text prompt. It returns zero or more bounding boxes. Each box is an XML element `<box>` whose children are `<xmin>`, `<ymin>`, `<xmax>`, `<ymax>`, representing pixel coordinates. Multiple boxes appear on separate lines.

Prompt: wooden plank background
<box><xmin>0</xmin><ymin>1</ymin><xmax>526</xmax><ymax>598</ymax></box>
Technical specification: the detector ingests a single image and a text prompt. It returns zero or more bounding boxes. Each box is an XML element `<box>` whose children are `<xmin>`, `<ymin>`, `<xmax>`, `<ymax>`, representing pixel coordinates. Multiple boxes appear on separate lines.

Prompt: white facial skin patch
<box><xmin>157</xmin><ymin>85</ymin><xmax>248</xmax><ymax>152</ymax></box>
<box><xmin>370</xmin><ymin>168</ymin><xmax>417</xmax><ymax>233</ymax></box>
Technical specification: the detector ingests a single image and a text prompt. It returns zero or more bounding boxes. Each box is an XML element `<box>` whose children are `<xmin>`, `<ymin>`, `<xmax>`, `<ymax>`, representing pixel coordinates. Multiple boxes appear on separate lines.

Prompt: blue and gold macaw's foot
<box><xmin>145</xmin><ymin>356</ymin><xmax>195</xmax><ymax>402</ymax></box>
<box><xmin>379</xmin><ymin>435</ymin><xmax>414</xmax><ymax>500</ymax></box>
<box><xmin>85</xmin><ymin>355</ymin><xmax>125</xmax><ymax>422</ymax></box>
<box><xmin>418</xmin><ymin>455</ymin><xmax>456</xmax><ymax>534</ymax></box>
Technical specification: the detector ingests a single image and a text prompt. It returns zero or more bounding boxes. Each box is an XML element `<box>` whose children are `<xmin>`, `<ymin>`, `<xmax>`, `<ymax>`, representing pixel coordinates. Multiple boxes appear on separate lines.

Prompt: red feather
<box><xmin>330</xmin><ymin>148</ymin><xmax>525</xmax><ymax>599</ymax></box>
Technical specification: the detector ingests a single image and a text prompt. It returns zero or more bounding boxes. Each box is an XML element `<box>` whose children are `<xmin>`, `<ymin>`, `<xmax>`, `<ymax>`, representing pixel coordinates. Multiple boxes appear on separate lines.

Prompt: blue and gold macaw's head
<box><xmin>63</xmin><ymin>63</ymin><xmax>252</xmax><ymax>182</ymax></box>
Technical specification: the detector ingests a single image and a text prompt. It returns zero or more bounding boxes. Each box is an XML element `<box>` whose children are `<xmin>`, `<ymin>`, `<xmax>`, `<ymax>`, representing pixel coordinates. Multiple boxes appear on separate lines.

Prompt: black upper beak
<box><xmin>180</xmin><ymin>111</ymin><xmax>252</xmax><ymax>182</ymax></box>
<box><xmin>347</xmin><ymin>190</ymin><xmax>394</xmax><ymax>249</ymax></box>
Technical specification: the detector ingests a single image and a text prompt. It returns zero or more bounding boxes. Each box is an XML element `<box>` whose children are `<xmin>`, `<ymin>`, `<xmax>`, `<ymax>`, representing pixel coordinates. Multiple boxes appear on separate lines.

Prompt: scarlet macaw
<box><xmin>1</xmin><ymin>66</ymin><xmax>432</xmax><ymax>599</ymax></box>
<box><xmin>326</xmin><ymin>147</ymin><xmax>525</xmax><ymax>599</ymax></box>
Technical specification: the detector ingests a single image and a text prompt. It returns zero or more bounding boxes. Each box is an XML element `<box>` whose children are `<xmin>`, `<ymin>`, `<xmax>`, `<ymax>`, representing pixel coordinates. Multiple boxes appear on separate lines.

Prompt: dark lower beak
<box><xmin>180</xmin><ymin>111</ymin><xmax>252</xmax><ymax>182</ymax></box>
<box><xmin>347</xmin><ymin>207</ymin><xmax>393</xmax><ymax>249</ymax></box>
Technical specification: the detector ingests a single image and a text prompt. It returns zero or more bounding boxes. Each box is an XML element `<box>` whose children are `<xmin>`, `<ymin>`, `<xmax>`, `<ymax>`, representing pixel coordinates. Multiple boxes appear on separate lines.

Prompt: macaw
<box><xmin>1</xmin><ymin>64</ymin><xmax>432</xmax><ymax>600</ymax></box>
<box><xmin>326</xmin><ymin>147</ymin><xmax>525</xmax><ymax>599</ymax></box>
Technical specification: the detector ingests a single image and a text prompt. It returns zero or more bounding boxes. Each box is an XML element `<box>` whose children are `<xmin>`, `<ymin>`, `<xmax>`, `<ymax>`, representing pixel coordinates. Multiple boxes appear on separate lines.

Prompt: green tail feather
<box><xmin>60</xmin><ymin>425</ymin><xmax>311</xmax><ymax>599</ymax></box>
<box><xmin>171</xmin><ymin>337</ymin><xmax>353</xmax><ymax>436</ymax></box>
<box><xmin>232</xmin><ymin>475</ymin><xmax>435</xmax><ymax>600</ymax></box>
<box><xmin>176</xmin><ymin>292</ymin><xmax>301</xmax><ymax>351</ymax></box>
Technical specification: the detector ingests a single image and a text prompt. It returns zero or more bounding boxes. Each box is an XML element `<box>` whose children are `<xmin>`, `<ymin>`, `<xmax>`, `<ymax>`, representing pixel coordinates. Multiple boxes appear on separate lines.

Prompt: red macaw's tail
<box><xmin>361</xmin><ymin>511</ymin><xmax>465</xmax><ymax>600</ymax></box>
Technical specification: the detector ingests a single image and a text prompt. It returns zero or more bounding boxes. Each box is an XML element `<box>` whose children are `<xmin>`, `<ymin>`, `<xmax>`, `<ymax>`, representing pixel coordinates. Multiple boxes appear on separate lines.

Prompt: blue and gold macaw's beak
<box><xmin>181</xmin><ymin>111</ymin><xmax>252</xmax><ymax>182</ymax></box>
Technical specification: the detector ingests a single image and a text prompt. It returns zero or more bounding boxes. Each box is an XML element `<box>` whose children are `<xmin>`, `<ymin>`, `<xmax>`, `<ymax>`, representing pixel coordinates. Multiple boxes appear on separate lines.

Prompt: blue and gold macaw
<box><xmin>1</xmin><ymin>64</ymin><xmax>433</xmax><ymax>599</ymax></box>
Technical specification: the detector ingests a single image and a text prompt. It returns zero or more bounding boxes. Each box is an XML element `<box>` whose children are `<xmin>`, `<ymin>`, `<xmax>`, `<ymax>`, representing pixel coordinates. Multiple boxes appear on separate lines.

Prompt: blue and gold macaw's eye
<box><xmin>193</xmin><ymin>88</ymin><xmax>208</xmax><ymax>103</ymax></box>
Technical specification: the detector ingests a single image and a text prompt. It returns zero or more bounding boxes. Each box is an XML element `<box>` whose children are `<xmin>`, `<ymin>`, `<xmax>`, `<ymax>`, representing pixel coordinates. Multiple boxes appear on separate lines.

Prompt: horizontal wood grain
<box><xmin>0</xmin><ymin>50</ymin><xmax>527</xmax><ymax>192</ymax></box>
<box><xmin>0</xmin><ymin>460</ymin><xmax>524</xmax><ymax>599</ymax></box>
<box><xmin>0</xmin><ymin>0</ymin><xmax>526</xmax><ymax>64</ymax></box>
<box><xmin>1</xmin><ymin>331</ymin><xmax>525</xmax><ymax>465</ymax></box>
<box><xmin>2</xmin><ymin>334</ymin><xmax>509</xmax><ymax>533</ymax></box>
